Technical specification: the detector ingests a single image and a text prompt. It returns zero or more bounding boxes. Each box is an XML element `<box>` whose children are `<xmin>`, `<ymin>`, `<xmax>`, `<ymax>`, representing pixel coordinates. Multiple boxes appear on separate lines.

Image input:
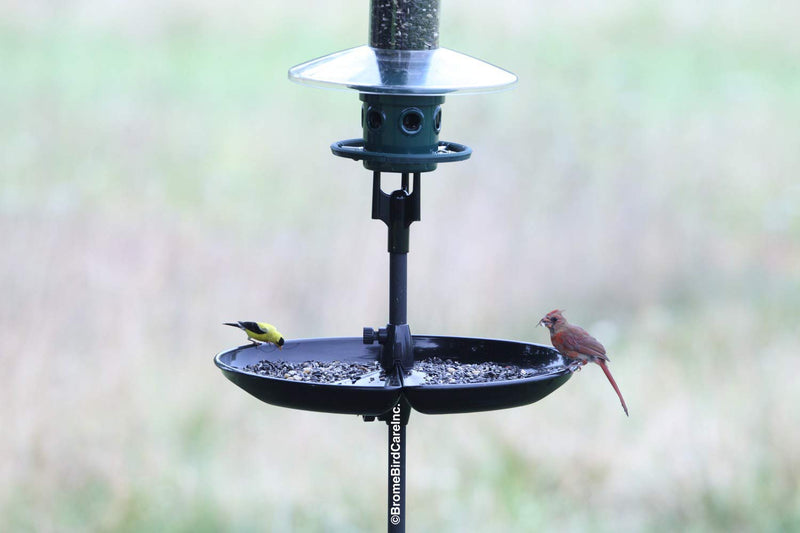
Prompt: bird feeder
<box><xmin>215</xmin><ymin>2</ymin><xmax>577</xmax><ymax>530</ymax></box>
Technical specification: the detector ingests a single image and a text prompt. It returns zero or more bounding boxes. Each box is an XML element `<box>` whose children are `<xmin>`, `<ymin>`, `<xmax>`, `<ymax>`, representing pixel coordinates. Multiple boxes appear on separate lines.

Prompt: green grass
<box><xmin>1</xmin><ymin>1</ymin><xmax>799</xmax><ymax>531</ymax></box>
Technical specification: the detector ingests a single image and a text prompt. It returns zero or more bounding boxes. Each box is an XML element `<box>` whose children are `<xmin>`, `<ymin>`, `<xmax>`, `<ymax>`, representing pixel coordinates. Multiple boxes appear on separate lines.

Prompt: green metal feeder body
<box><xmin>289</xmin><ymin>0</ymin><xmax>517</xmax><ymax>173</ymax></box>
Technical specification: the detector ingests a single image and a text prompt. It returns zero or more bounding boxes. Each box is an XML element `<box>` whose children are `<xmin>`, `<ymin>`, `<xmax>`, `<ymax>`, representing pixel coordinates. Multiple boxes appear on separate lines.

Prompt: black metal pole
<box><xmin>367</xmin><ymin>171</ymin><xmax>418</xmax><ymax>529</ymax></box>
<box><xmin>386</xmin><ymin>397</ymin><xmax>411</xmax><ymax>531</ymax></box>
<box><xmin>367</xmin><ymin>172</ymin><xmax>419</xmax><ymax>372</ymax></box>
<box><xmin>389</xmin><ymin>252</ymin><xmax>407</xmax><ymax>325</ymax></box>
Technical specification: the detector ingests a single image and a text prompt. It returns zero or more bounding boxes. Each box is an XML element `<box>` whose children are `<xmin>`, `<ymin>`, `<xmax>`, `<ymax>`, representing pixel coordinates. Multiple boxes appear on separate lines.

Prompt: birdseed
<box><xmin>245</xmin><ymin>360</ymin><xmax>385</xmax><ymax>384</ymax></box>
<box><xmin>369</xmin><ymin>0</ymin><xmax>440</xmax><ymax>50</ymax></box>
<box><xmin>413</xmin><ymin>357</ymin><xmax>531</xmax><ymax>384</ymax></box>
<box><xmin>245</xmin><ymin>357</ymin><xmax>537</xmax><ymax>385</ymax></box>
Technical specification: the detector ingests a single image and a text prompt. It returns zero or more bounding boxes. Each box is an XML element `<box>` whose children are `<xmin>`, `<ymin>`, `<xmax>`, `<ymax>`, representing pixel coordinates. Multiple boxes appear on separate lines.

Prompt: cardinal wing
<box><xmin>557</xmin><ymin>327</ymin><xmax>609</xmax><ymax>361</ymax></box>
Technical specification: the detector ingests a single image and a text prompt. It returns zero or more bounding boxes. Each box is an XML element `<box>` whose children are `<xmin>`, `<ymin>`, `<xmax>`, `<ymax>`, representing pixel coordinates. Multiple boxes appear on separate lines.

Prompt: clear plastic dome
<box><xmin>288</xmin><ymin>45</ymin><xmax>517</xmax><ymax>95</ymax></box>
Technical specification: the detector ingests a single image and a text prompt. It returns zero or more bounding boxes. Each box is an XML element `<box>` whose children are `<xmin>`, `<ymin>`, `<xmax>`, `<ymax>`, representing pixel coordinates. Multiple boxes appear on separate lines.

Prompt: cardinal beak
<box><xmin>538</xmin><ymin>318</ymin><xmax>547</xmax><ymax>327</ymax></box>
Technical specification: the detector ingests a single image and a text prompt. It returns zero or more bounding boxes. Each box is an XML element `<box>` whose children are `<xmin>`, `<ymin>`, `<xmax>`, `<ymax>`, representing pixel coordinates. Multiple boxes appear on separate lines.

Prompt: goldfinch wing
<box><xmin>239</xmin><ymin>321</ymin><xmax>266</xmax><ymax>333</ymax></box>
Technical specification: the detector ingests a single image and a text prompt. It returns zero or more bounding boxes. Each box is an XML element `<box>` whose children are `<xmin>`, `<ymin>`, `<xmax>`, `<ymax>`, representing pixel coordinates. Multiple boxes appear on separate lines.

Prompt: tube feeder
<box><xmin>215</xmin><ymin>2</ymin><xmax>576</xmax><ymax>531</ymax></box>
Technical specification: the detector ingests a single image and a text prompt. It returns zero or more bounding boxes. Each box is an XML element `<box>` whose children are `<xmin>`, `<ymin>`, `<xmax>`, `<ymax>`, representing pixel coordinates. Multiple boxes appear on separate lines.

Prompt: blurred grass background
<box><xmin>2</xmin><ymin>0</ymin><xmax>799</xmax><ymax>531</ymax></box>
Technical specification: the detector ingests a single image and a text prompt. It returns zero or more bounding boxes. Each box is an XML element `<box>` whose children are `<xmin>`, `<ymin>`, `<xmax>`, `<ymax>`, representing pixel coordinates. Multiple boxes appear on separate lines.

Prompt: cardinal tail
<box><xmin>596</xmin><ymin>359</ymin><xmax>629</xmax><ymax>417</ymax></box>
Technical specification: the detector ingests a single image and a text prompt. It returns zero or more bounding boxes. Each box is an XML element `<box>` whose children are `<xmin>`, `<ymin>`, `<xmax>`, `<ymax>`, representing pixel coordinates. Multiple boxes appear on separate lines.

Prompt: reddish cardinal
<box><xmin>539</xmin><ymin>310</ymin><xmax>629</xmax><ymax>416</ymax></box>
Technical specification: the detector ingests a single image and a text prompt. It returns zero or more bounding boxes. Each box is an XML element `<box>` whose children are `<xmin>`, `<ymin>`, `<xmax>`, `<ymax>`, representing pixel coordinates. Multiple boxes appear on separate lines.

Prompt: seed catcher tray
<box><xmin>214</xmin><ymin>335</ymin><xmax>575</xmax><ymax>417</ymax></box>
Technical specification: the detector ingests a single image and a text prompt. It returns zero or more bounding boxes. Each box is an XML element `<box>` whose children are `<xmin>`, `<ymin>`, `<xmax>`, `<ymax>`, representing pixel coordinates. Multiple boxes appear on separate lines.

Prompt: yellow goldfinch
<box><xmin>224</xmin><ymin>321</ymin><xmax>285</xmax><ymax>349</ymax></box>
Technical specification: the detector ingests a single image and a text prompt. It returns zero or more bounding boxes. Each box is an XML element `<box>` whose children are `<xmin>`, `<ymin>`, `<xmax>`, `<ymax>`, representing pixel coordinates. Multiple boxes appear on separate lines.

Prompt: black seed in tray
<box><xmin>245</xmin><ymin>357</ymin><xmax>535</xmax><ymax>385</ymax></box>
<box><xmin>412</xmin><ymin>357</ymin><xmax>532</xmax><ymax>384</ymax></box>
<box><xmin>245</xmin><ymin>360</ymin><xmax>385</xmax><ymax>384</ymax></box>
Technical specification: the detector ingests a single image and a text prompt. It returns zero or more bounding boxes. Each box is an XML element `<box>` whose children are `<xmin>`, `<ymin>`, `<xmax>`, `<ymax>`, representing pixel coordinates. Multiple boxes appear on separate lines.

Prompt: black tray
<box><xmin>215</xmin><ymin>335</ymin><xmax>575</xmax><ymax>416</ymax></box>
